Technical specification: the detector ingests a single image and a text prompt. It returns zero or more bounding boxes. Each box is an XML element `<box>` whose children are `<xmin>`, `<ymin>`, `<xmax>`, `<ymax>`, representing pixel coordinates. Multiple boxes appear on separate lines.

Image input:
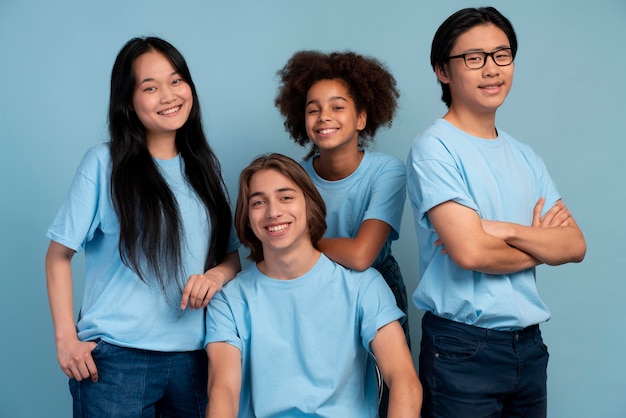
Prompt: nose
<box><xmin>265</xmin><ymin>199</ymin><xmax>282</xmax><ymax>219</ymax></box>
<box><xmin>482</xmin><ymin>56</ymin><xmax>500</xmax><ymax>76</ymax></box>
<box><xmin>160</xmin><ymin>85</ymin><xmax>175</xmax><ymax>103</ymax></box>
<box><xmin>319</xmin><ymin>107</ymin><xmax>331</xmax><ymax>122</ymax></box>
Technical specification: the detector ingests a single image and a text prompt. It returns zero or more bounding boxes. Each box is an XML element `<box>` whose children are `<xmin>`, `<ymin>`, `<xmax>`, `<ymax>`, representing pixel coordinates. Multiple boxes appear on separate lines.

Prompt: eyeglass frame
<box><xmin>446</xmin><ymin>47</ymin><xmax>514</xmax><ymax>69</ymax></box>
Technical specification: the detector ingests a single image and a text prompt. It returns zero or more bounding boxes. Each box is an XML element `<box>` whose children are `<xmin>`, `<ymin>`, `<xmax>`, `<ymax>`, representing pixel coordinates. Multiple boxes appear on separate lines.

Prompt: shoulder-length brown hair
<box><xmin>235</xmin><ymin>153</ymin><xmax>327</xmax><ymax>262</ymax></box>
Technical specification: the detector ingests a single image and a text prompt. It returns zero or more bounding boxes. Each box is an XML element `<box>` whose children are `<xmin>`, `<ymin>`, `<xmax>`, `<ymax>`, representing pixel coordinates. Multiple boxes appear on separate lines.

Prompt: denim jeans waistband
<box><xmin>422</xmin><ymin>311</ymin><xmax>540</xmax><ymax>344</ymax></box>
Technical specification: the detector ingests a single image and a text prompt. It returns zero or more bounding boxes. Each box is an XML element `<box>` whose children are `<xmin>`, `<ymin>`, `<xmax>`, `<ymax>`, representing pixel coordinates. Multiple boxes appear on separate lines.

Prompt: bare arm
<box><xmin>317</xmin><ymin>219</ymin><xmax>391</xmax><ymax>271</ymax></box>
<box><xmin>206</xmin><ymin>342</ymin><xmax>242</xmax><ymax>418</ymax></box>
<box><xmin>181</xmin><ymin>250</ymin><xmax>241</xmax><ymax>310</ymax></box>
<box><xmin>45</xmin><ymin>240</ymin><xmax>98</xmax><ymax>382</ymax></box>
<box><xmin>429</xmin><ymin>201</ymin><xmax>540</xmax><ymax>274</ymax></box>
<box><xmin>371</xmin><ymin>321</ymin><xmax>422</xmax><ymax>417</ymax></box>
<box><xmin>481</xmin><ymin>199</ymin><xmax>586</xmax><ymax>266</ymax></box>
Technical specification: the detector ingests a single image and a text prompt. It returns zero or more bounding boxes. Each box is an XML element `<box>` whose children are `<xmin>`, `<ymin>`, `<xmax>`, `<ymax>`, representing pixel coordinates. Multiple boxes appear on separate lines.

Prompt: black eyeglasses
<box><xmin>447</xmin><ymin>48</ymin><xmax>514</xmax><ymax>69</ymax></box>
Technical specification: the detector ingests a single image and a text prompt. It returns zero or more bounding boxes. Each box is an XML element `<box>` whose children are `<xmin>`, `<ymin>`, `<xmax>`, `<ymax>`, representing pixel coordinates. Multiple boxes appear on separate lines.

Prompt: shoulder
<box><xmin>321</xmin><ymin>255</ymin><xmax>382</xmax><ymax>286</ymax></box>
<box><xmin>221</xmin><ymin>263</ymin><xmax>258</xmax><ymax>295</ymax></box>
<box><xmin>364</xmin><ymin>151</ymin><xmax>404</xmax><ymax>172</ymax></box>
<box><xmin>409</xmin><ymin>120</ymin><xmax>456</xmax><ymax>156</ymax></box>
<box><xmin>77</xmin><ymin>143</ymin><xmax>111</xmax><ymax>170</ymax></box>
<box><xmin>71</xmin><ymin>143</ymin><xmax>112</xmax><ymax>184</ymax></box>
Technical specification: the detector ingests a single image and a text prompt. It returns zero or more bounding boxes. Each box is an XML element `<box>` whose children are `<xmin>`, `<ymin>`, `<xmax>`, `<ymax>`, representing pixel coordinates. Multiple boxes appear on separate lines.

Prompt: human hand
<box><xmin>57</xmin><ymin>338</ymin><xmax>98</xmax><ymax>382</ymax></box>
<box><xmin>533</xmin><ymin>198</ymin><xmax>571</xmax><ymax>228</ymax></box>
<box><xmin>434</xmin><ymin>238</ymin><xmax>448</xmax><ymax>254</ymax></box>
<box><xmin>180</xmin><ymin>271</ymin><xmax>225</xmax><ymax>310</ymax></box>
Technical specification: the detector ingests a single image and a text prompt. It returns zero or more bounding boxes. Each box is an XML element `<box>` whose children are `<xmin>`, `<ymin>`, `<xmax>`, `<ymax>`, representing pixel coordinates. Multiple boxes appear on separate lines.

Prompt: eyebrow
<box><xmin>305</xmin><ymin>96</ymin><xmax>348</xmax><ymax>107</ymax></box>
<box><xmin>460</xmin><ymin>45</ymin><xmax>510</xmax><ymax>54</ymax></box>
<box><xmin>248</xmin><ymin>187</ymin><xmax>298</xmax><ymax>199</ymax></box>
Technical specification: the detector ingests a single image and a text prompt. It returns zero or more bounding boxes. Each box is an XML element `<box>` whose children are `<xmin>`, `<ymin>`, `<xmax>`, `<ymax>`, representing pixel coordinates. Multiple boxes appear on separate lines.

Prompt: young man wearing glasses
<box><xmin>406</xmin><ymin>7</ymin><xmax>586</xmax><ymax>418</ymax></box>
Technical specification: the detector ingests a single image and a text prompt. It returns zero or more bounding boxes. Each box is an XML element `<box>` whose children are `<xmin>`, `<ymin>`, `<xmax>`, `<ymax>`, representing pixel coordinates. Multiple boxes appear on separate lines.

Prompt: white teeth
<box><xmin>267</xmin><ymin>224</ymin><xmax>288</xmax><ymax>233</ymax></box>
<box><xmin>318</xmin><ymin>128</ymin><xmax>337</xmax><ymax>135</ymax></box>
<box><xmin>159</xmin><ymin>106</ymin><xmax>180</xmax><ymax>115</ymax></box>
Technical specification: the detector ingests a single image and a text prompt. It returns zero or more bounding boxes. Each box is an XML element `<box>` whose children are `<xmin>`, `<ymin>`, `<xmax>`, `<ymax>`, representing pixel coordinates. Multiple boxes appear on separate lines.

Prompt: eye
<box><xmin>280</xmin><ymin>195</ymin><xmax>293</xmax><ymax>202</ymax></box>
<box><xmin>465</xmin><ymin>53</ymin><xmax>483</xmax><ymax>63</ymax></box>
<box><xmin>143</xmin><ymin>86</ymin><xmax>156</xmax><ymax>93</ymax></box>
<box><xmin>250</xmin><ymin>199</ymin><xmax>265</xmax><ymax>207</ymax></box>
<box><xmin>332</xmin><ymin>106</ymin><xmax>344</xmax><ymax>111</ymax></box>
<box><xmin>172</xmin><ymin>78</ymin><xmax>185</xmax><ymax>86</ymax></box>
<box><xmin>495</xmin><ymin>50</ymin><xmax>511</xmax><ymax>59</ymax></box>
<box><xmin>307</xmin><ymin>108</ymin><xmax>319</xmax><ymax>114</ymax></box>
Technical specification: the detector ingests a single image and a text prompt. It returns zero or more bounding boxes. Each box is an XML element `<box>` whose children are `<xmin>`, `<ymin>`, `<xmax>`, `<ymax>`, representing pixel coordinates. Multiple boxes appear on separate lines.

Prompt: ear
<box><xmin>435</xmin><ymin>64</ymin><xmax>450</xmax><ymax>84</ymax></box>
<box><xmin>356</xmin><ymin>110</ymin><xmax>367</xmax><ymax>131</ymax></box>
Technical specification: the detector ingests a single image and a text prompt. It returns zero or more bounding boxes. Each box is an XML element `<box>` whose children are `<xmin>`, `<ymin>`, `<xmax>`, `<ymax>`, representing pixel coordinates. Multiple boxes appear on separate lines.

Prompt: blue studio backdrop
<box><xmin>1</xmin><ymin>1</ymin><xmax>624</xmax><ymax>417</ymax></box>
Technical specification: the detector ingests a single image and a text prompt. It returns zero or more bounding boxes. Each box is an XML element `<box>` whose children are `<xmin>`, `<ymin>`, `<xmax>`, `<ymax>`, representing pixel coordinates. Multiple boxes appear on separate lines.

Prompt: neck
<box><xmin>258</xmin><ymin>245</ymin><xmax>320</xmax><ymax>280</ymax></box>
<box><xmin>443</xmin><ymin>108</ymin><xmax>498</xmax><ymax>139</ymax></box>
<box><xmin>314</xmin><ymin>148</ymin><xmax>363</xmax><ymax>181</ymax></box>
<box><xmin>147</xmin><ymin>133</ymin><xmax>178</xmax><ymax>159</ymax></box>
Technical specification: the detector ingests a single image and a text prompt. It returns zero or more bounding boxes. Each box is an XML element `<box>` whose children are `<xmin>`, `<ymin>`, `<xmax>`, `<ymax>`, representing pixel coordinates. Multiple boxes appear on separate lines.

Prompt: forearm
<box><xmin>45</xmin><ymin>243</ymin><xmax>78</xmax><ymax>343</ymax></box>
<box><xmin>317</xmin><ymin>219</ymin><xmax>391</xmax><ymax>271</ymax></box>
<box><xmin>487</xmin><ymin>222</ymin><xmax>586</xmax><ymax>266</ymax></box>
<box><xmin>317</xmin><ymin>237</ymin><xmax>377</xmax><ymax>271</ymax></box>
<box><xmin>447</xmin><ymin>234</ymin><xmax>541</xmax><ymax>275</ymax></box>
<box><xmin>206</xmin><ymin>386</ymin><xmax>238</xmax><ymax>418</ymax></box>
<box><xmin>386</xmin><ymin>374</ymin><xmax>423</xmax><ymax>418</ymax></box>
<box><xmin>206</xmin><ymin>251</ymin><xmax>241</xmax><ymax>286</ymax></box>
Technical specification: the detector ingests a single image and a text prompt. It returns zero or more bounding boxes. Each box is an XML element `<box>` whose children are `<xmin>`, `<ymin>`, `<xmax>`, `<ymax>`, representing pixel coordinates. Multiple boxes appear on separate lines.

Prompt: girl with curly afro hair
<box><xmin>275</xmin><ymin>50</ymin><xmax>411</xmax><ymax>418</ymax></box>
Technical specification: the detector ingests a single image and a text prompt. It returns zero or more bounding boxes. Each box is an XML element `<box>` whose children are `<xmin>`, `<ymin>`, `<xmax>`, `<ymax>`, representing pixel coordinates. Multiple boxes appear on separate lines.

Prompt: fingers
<box><xmin>540</xmin><ymin>200</ymin><xmax>571</xmax><ymax>227</ymax></box>
<box><xmin>60</xmin><ymin>341</ymin><xmax>98</xmax><ymax>382</ymax></box>
<box><xmin>532</xmin><ymin>197</ymin><xmax>546</xmax><ymax>227</ymax></box>
<box><xmin>181</xmin><ymin>274</ymin><xmax>222</xmax><ymax>310</ymax></box>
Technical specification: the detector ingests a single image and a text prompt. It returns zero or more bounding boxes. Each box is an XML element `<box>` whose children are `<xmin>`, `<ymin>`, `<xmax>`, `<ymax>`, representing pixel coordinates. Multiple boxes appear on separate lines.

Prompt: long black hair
<box><xmin>108</xmin><ymin>36</ymin><xmax>231</xmax><ymax>295</ymax></box>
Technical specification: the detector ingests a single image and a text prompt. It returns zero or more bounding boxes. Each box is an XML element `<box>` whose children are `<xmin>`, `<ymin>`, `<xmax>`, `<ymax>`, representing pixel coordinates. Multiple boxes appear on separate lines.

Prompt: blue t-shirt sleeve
<box><xmin>47</xmin><ymin>146</ymin><xmax>106</xmax><ymax>252</ymax></box>
<box><xmin>205</xmin><ymin>290</ymin><xmax>242</xmax><ymax>352</ymax></box>
<box><xmin>407</xmin><ymin>135</ymin><xmax>478</xmax><ymax>230</ymax></box>
<box><xmin>363</xmin><ymin>156</ymin><xmax>406</xmax><ymax>240</ymax></box>
<box><xmin>358</xmin><ymin>268</ymin><xmax>404</xmax><ymax>352</ymax></box>
<box><xmin>530</xmin><ymin>151</ymin><xmax>561</xmax><ymax>215</ymax></box>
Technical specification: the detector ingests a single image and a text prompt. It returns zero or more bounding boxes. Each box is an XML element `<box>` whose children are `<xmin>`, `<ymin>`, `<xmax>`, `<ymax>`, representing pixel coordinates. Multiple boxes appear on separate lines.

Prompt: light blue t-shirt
<box><xmin>47</xmin><ymin>143</ymin><xmax>239</xmax><ymax>351</ymax></box>
<box><xmin>406</xmin><ymin>119</ymin><xmax>560</xmax><ymax>330</ymax></box>
<box><xmin>302</xmin><ymin>151</ymin><xmax>406</xmax><ymax>265</ymax></box>
<box><xmin>205</xmin><ymin>253</ymin><xmax>404</xmax><ymax>418</ymax></box>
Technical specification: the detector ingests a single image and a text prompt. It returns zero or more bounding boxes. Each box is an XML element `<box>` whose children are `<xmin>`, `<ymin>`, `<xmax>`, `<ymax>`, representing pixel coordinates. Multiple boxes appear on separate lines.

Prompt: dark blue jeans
<box><xmin>419</xmin><ymin>312</ymin><xmax>549</xmax><ymax>418</ymax></box>
<box><xmin>69</xmin><ymin>340</ymin><xmax>207</xmax><ymax>418</ymax></box>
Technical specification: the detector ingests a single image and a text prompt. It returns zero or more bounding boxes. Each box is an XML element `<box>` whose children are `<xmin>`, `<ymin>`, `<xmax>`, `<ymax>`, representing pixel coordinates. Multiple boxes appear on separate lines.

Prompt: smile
<box><xmin>158</xmin><ymin>105</ymin><xmax>182</xmax><ymax>116</ymax></box>
<box><xmin>317</xmin><ymin>128</ymin><xmax>338</xmax><ymax>135</ymax></box>
<box><xmin>267</xmin><ymin>223</ymin><xmax>289</xmax><ymax>233</ymax></box>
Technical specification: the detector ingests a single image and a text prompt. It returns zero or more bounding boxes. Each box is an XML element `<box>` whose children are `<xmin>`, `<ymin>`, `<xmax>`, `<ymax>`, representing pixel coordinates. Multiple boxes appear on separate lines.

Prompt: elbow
<box><xmin>448</xmin><ymin>248</ymin><xmax>484</xmax><ymax>271</ymax></box>
<box><xmin>350</xmin><ymin>257</ymin><xmax>374</xmax><ymax>272</ymax></box>
<box><xmin>570</xmin><ymin>240</ymin><xmax>587</xmax><ymax>264</ymax></box>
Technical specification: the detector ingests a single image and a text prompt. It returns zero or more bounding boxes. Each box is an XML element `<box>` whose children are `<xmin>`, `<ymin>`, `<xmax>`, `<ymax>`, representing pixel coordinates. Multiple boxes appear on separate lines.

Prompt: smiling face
<box><xmin>305</xmin><ymin>79</ymin><xmax>366</xmax><ymax>154</ymax></box>
<box><xmin>131</xmin><ymin>50</ymin><xmax>193</xmax><ymax>144</ymax></box>
<box><xmin>247</xmin><ymin>168</ymin><xmax>312</xmax><ymax>259</ymax></box>
<box><xmin>437</xmin><ymin>23</ymin><xmax>514</xmax><ymax>118</ymax></box>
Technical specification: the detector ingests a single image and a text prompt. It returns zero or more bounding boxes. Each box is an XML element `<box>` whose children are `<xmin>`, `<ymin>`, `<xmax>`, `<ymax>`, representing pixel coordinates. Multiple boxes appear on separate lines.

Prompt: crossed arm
<box><xmin>45</xmin><ymin>241</ymin><xmax>240</xmax><ymax>382</ymax></box>
<box><xmin>429</xmin><ymin>198</ymin><xmax>586</xmax><ymax>274</ymax></box>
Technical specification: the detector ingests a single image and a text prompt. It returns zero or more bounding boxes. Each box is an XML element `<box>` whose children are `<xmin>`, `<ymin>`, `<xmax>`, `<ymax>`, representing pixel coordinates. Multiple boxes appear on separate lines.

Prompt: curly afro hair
<box><xmin>275</xmin><ymin>50</ymin><xmax>400</xmax><ymax>158</ymax></box>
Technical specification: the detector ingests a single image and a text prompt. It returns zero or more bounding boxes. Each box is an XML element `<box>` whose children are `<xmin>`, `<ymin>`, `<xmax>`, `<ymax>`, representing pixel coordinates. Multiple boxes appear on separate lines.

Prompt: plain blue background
<box><xmin>1</xmin><ymin>0</ymin><xmax>624</xmax><ymax>416</ymax></box>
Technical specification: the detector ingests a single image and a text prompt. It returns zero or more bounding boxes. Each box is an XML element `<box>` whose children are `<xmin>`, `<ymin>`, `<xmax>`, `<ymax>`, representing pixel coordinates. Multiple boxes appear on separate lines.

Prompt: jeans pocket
<box><xmin>434</xmin><ymin>334</ymin><xmax>480</xmax><ymax>360</ymax></box>
<box><xmin>89</xmin><ymin>338</ymin><xmax>107</xmax><ymax>358</ymax></box>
